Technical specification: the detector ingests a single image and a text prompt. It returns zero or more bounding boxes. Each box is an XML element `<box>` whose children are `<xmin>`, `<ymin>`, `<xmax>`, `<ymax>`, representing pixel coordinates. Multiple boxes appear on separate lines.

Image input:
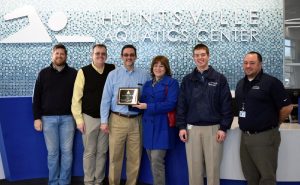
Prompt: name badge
<box><xmin>239</xmin><ymin>111</ymin><xmax>246</xmax><ymax>118</ymax></box>
<box><xmin>187</xmin><ymin>124</ymin><xmax>193</xmax><ymax>130</ymax></box>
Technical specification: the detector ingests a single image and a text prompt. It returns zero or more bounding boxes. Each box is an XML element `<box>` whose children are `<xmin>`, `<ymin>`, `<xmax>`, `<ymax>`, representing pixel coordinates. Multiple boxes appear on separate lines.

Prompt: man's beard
<box><xmin>53</xmin><ymin>59</ymin><xmax>66</xmax><ymax>66</ymax></box>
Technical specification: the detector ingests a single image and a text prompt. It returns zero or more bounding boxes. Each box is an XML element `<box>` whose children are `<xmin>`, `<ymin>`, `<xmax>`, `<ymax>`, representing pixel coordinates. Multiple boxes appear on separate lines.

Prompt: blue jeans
<box><xmin>42</xmin><ymin>115</ymin><xmax>75</xmax><ymax>185</ymax></box>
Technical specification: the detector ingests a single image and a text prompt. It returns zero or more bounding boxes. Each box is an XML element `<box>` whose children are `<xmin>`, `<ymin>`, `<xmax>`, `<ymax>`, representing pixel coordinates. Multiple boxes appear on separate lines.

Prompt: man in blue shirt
<box><xmin>100</xmin><ymin>45</ymin><xmax>148</xmax><ymax>185</ymax></box>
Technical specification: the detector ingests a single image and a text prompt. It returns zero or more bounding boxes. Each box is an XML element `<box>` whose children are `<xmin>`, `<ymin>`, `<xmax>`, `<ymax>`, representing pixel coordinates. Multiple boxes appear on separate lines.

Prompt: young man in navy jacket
<box><xmin>176</xmin><ymin>43</ymin><xmax>233</xmax><ymax>185</ymax></box>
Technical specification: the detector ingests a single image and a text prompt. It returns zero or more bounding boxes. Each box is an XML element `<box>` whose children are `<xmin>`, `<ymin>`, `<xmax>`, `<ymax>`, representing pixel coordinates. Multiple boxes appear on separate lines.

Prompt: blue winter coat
<box><xmin>140</xmin><ymin>75</ymin><xmax>179</xmax><ymax>149</ymax></box>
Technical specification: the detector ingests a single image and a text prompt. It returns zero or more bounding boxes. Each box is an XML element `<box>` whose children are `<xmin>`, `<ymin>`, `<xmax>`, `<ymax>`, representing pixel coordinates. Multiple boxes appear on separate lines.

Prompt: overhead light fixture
<box><xmin>285</xmin><ymin>18</ymin><xmax>300</xmax><ymax>22</ymax></box>
<box><xmin>285</xmin><ymin>22</ymin><xmax>300</xmax><ymax>25</ymax></box>
<box><xmin>286</xmin><ymin>25</ymin><xmax>300</xmax><ymax>29</ymax></box>
<box><xmin>285</xmin><ymin>18</ymin><xmax>300</xmax><ymax>24</ymax></box>
<box><xmin>285</xmin><ymin>18</ymin><xmax>300</xmax><ymax>29</ymax></box>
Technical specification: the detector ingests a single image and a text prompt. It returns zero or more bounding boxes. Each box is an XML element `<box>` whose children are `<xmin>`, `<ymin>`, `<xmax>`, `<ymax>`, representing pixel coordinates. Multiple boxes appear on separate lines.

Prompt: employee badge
<box><xmin>239</xmin><ymin>111</ymin><xmax>246</xmax><ymax>118</ymax></box>
<box><xmin>239</xmin><ymin>103</ymin><xmax>246</xmax><ymax>118</ymax></box>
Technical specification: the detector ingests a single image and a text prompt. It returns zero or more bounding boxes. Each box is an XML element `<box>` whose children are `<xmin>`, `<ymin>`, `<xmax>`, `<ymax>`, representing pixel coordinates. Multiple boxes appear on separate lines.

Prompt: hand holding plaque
<box><xmin>117</xmin><ymin>87</ymin><xmax>140</xmax><ymax>105</ymax></box>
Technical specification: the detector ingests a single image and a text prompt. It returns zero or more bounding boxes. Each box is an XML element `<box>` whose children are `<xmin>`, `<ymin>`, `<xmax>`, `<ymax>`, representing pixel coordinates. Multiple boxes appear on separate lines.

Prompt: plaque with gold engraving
<box><xmin>117</xmin><ymin>87</ymin><xmax>140</xmax><ymax>105</ymax></box>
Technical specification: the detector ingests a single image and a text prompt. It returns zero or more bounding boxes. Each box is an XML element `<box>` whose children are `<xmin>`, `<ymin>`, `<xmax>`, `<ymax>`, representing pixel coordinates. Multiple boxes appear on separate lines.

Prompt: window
<box><xmin>284</xmin><ymin>39</ymin><xmax>295</xmax><ymax>61</ymax></box>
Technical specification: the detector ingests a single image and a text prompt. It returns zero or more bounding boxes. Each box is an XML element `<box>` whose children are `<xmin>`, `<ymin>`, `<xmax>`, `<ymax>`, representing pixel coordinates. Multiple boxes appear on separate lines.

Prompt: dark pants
<box><xmin>146</xmin><ymin>149</ymin><xmax>167</xmax><ymax>185</ymax></box>
<box><xmin>240</xmin><ymin>127</ymin><xmax>281</xmax><ymax>185</ymax></box>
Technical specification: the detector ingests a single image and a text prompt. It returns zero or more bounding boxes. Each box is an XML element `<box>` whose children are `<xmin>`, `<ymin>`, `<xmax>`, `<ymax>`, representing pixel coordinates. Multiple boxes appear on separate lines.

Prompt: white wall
<box><xmin>0</xmin><ymin>152</ymin><xmax>5</xmax><ymax>179</ymax></box>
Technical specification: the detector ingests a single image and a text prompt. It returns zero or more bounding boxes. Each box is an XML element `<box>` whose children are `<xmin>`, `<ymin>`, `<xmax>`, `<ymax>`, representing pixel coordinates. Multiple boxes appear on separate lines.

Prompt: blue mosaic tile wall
<box><xmin>0</xmin><ymin>0</ymin><xmax>284</xmax><ymax>96</ymax></box>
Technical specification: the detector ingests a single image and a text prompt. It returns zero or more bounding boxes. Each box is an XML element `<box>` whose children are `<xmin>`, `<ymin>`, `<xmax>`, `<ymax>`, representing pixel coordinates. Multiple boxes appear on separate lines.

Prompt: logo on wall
<box><xmin>0</xmin><ymin>5</ymin><xmax>95</xmax><ymax>43</ymax></box>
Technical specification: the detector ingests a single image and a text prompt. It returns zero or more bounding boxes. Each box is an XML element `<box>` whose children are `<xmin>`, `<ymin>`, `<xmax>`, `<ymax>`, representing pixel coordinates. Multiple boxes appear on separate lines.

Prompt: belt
<box><xmin>242</xmin><ymin>126</ymin><xmax>278</xmax><ymax>135</ymax></box>
<box><xmin>111</xmin><ymin>111</ymin><xmax>141</xmax><ymax>118</ymax></box>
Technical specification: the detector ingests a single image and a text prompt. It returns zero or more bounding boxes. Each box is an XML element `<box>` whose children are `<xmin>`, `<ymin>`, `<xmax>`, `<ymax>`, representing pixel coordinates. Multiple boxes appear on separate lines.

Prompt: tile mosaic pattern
<box><xmin>0</xmin><ymin>1</ymin><xmax>283</xmax><ymax>96</ymax></box>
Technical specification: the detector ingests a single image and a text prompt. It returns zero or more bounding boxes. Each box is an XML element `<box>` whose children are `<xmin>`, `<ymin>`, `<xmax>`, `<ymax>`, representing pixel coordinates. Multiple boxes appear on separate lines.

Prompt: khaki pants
<box><xmin>186</xmin><ymin>124</ymin><xmax>223</xmax><ymax>185</ymax></box>
<box><xmin>108</xmin><ymin>113</ymin><xmax>142</xmax><ymax>185</ymax></box>
<box><xmin>82</xmin><ymin>114</ymin><xmax>108</xmax><ymax>185</ymax></box>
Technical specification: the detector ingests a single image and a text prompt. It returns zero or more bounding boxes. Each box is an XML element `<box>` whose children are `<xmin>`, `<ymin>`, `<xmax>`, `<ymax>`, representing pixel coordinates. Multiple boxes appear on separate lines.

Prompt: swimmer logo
<box><xmin>0</xmin><ymin>5</ymin><xmax>95</xmax><ymax>43</ymax></box>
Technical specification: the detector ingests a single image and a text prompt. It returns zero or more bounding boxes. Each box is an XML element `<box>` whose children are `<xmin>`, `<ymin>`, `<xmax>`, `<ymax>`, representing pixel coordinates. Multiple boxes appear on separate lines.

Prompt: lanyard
<box><xmin>240</xmin><ymin>78</ymin><xmax>257</xmax><ymax>109</ymax></box>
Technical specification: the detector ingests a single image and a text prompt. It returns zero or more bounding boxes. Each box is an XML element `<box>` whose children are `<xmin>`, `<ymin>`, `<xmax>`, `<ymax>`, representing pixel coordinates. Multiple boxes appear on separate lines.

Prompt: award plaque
<box><xmin>117</xmin><ymin>87</ymin><xmax>140</xmax><ymax>105</ymax></box>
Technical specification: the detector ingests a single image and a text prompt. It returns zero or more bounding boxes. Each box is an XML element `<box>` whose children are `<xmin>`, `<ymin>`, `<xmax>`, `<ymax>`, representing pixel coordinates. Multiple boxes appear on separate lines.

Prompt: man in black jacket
<box><xmin>32</xmin><ymin>43</ymin><xmax>77</xmax><ymax>185</ymax></box>
<box><xmin>235</xmin><ymin>51</ymin><xmax>293</xmax><ymax>185</ymax></box>
<box><xmin>176</xmin><ymin>43</ymin><xmax>233</xmax><ymax>185</ymax></box>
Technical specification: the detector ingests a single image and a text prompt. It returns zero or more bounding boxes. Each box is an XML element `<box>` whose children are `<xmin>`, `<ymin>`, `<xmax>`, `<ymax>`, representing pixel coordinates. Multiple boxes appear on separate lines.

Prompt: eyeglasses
<box><xmin>122</xmin><ymin>53</ymin><xmax>135</xmax><ymax>57</ymax></box>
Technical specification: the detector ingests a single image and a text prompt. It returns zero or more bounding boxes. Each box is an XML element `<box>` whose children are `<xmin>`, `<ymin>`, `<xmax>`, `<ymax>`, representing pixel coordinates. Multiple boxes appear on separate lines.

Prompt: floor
<box><xmin>0</xmin><ymin>177</ymin><xmax>150</xmax><ymax>185</ymax></box>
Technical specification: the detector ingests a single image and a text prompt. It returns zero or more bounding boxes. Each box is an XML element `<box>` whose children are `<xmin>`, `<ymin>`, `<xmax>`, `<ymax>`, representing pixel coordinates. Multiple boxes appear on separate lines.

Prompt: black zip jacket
<box><xmin>176</xmin><ymin>66</ymin><xmax>233</xmax><ymax>131</ymax></box>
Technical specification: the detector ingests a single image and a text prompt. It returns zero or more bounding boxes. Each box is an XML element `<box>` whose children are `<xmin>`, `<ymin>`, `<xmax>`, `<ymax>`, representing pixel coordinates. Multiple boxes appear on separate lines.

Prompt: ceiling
<box><xmin>285</xmin><ymin>0</ymin><xmax>300</xmax><ymax>38</ymax></box>
<box><xmin>285</xmin><ymin>0</ymin><xmax>300</xmax><ymax>20</ymax></box>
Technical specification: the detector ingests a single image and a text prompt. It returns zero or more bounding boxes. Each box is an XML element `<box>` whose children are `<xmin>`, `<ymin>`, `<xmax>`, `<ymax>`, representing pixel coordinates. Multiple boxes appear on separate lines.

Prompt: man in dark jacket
<box><xmin>235</xmin><ymin>51</ymin><xmax>293</xmax><ymax>185</ymax></box>
<box><xmin>176</xmin><ymin>43</ymin><xmax>233</xmax><ymax>185</ymax></box>
<box><xmin>32</xmin><ymin>43</ymin><xmax>77</xmax><ymax>185</ymax></box>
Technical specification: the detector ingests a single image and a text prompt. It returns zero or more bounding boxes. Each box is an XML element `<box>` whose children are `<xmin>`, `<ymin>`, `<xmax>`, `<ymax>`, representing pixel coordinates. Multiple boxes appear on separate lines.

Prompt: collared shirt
<box><xmin>235</xmin><ymin>70</ymin><xmax>291</xmax><ymax>131</ymax></box>
<box><xmin>52</xmin><ymin>63</ymin><xmax>65</xmax><ymax>72</ymax></box>
<box><xmin>152</xmin><ymin>77</ymin><xmax>163</xmax><ymax>87</ymax></box>
<box><xmin>71</xmin><ymin>63</ymin><xmax>108</xmax><ymax>125</ymax></box>
<box><xmin>196</xmin><ymin>67</ymin><xmax>209</xmax><ymax>82</ymax></box>
<box><xmin>100</xmin><ymin>65</ymin><xmax>149</xmax><ymax>124</ymax></box>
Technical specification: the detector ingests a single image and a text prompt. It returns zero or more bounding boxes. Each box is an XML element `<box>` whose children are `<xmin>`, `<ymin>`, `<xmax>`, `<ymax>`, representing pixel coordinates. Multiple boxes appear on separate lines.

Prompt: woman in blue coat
<box><xmin>133</xmin><ymin>55</ymin><xmax>179</xmax><ymax>185</ymax></box>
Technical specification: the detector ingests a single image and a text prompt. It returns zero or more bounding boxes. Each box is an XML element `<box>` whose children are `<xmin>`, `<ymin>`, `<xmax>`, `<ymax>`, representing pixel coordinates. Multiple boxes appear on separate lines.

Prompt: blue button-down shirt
<box><xmin>100</xmin><ymin>65</ymin><xmax>149</xmax><ymax>124</ymax></box>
